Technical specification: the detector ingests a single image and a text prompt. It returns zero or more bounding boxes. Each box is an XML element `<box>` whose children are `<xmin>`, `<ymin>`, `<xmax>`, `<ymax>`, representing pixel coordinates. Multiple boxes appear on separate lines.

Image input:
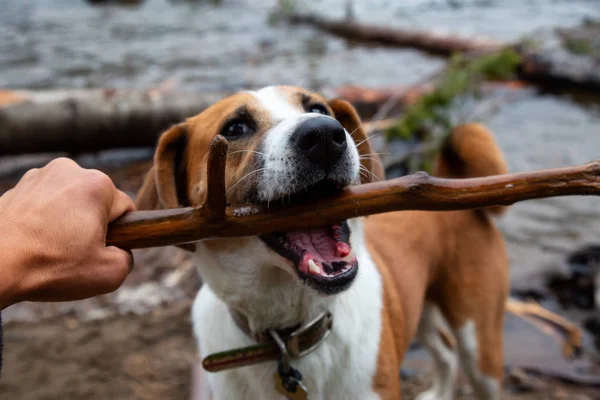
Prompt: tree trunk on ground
<box><xmin>286</xmin><ymin>13</ymin><xmax>504</xmax><ymax>56</ymax></box>
<box><xmin>0</xmin><ymin>88</ymin><xmax>400</xmax><ymax>156</ymax></box>
<box><xmin>0</xmin><ymin>89</ymin><xmax>227</xmax><ymax>156</ymax></box>
<box><xmin>287</xmin><ymin>13</ymin><xmax>600</xmax><ymax>93</ymax></box>
<box><xmin>516</xmin><ymin>47</ymin><xmax>600</xmax><ymax>93</ymax></box>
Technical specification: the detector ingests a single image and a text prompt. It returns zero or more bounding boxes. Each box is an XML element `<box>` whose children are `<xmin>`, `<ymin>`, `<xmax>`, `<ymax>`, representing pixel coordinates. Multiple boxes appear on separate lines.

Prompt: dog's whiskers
<box><xmin>359</xmin><ymin>165</ymin><xmax>384</xmax><ymax>183</ymax></box>
<box><xmin>358</xmin><ymin>169</ymin><xmax>372</xmax><ymax>183</ymax></box>
<box><xmin>348</xmin><ymin>124</ymin><xmax>363</xmax><ymax>138</ymax></box>
<box><xmin>349</xmin><ymin>113</ymin><xmax>390</xmax><ymax>138</ymax></box>
<box><xmin>355</xmin><ymin>130</ymin><xmax>384</xmax><ymax>148</ymax></box>
<box><xmin>227</xmin><ymin>150</ymin><xmax>267</xmax><ymax>157</ymax></box>
<box><xmin>359</xmin><ymin>156</ymin><xmax>386</xmax><ymax>171</ymax></box>
<box><xmin>359</xmin><ymin>152</ymin><xmax>389</xmax><ymax>158</ymax></box>
<box><xmin>226</xmin><ymin>168</ymin><xmax>266</xmax><ymax>195</ymax></box>
<box><xmin>267</xmin><ymin>185</ymin><xmax>275</xmax><ymax>209</ymax></box>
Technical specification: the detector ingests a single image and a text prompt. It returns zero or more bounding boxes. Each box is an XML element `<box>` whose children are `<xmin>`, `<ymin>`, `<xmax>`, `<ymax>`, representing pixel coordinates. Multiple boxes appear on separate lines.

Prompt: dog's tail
<box><xmin>434</xmin><ymin>123</ymin><xmax>508</xmax><ymax>216</ymax></box>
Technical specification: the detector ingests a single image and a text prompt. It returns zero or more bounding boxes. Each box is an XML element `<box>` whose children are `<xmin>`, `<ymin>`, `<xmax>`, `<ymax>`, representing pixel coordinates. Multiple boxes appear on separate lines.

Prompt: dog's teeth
<box><xmin>342</xmin><ymin>250</ymin><xmax>356</xmax><ymax>263</ymax></box>
<box><xmin>308</xmin><ymin>259</ymin><xmax>320</xmax><ymax>274</ymax></box>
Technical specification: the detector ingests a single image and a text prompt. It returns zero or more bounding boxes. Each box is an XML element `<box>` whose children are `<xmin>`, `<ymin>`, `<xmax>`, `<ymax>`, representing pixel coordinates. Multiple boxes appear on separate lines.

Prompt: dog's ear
<box><xmin>135</xmin><ymin>165</ymin><xmax>161</xmax><ymax>210</ymax></box>
<box><xmin>328</xmin><ymin>99</ymin><xmax>385</xmax><ymax>183</ymax></box>
<box><xmin>136</xmin><ymin>123</ymin><xmax>195</xmax><ymax>251</ymax></box>
<box><xmin>136</xmin><ymin>123</ymin><xmax>190</xmax><ymax>210</ymax></box>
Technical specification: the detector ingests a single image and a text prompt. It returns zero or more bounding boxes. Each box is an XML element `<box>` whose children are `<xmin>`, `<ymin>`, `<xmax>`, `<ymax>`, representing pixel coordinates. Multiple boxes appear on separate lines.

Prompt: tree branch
<box><xmin>106</xmin><ymin>136</ymin><xmax>600</xmax><ymax>249</ymax></box>
<box><xmin>201</xmin><ymin>135</ymin><xmax>228</xmax><ymax>221</ymax></box>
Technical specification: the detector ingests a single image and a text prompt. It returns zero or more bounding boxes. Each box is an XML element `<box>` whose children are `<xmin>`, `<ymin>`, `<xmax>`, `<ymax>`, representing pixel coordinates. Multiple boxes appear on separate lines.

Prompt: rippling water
<box><xmin>2</xmin><ymin>0</ymin><xmax>599</xmax><ymax>90</ymax></box>
<box><xmin>1</xmin><ymin>0</ymin><xmax>600</xmax><ymax>289</ymax></box>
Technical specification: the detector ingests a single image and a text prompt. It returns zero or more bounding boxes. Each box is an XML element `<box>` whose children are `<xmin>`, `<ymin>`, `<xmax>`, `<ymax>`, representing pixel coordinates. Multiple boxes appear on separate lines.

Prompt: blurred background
<box><xmin>1</xmin><ymin>0</ymin><xmax>600</xmax><ymax>399</ymax></box>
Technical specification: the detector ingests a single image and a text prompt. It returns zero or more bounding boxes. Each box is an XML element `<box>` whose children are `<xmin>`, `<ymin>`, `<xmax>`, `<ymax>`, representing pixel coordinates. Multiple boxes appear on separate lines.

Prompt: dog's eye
<box><xmin>222</xmin><ymin>120</ymin><xmax>252</xmax><ymax>139</ymax></box>
<box><xmin>307</xmin><ymin>103</ymin><xmax>329</xmax><ymax>116</ymax></box>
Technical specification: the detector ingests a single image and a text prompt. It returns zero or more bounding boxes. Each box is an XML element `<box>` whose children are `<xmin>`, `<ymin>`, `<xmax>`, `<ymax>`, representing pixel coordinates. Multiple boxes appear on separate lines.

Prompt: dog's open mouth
<box><xmin>260</xmin><ymin>220</ymin><xmax>358</xmax><ymax>295</ymax></box>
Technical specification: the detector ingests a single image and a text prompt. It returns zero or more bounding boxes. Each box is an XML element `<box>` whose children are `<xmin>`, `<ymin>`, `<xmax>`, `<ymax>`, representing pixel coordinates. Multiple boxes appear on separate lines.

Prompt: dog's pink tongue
<box><xmin>287</xmin><ymin>228</ymin><xmax>339</xmax><ymax>260</ymax></box>
<box><xmin>287</xmin><ymin>228</ymin><xmax>352</xmax><ymax>276</ymax></box>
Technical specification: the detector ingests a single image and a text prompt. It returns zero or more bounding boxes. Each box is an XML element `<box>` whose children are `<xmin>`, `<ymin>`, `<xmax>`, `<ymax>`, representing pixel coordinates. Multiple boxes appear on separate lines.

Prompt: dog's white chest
<box><xmin>192</xmin><ymin>251</ymin><xmax>384</xmax><ymax>400</ymax></box>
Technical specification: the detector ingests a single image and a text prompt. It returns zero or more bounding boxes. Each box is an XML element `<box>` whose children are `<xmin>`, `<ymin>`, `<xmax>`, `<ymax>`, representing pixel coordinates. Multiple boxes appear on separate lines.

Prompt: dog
<box><xmin>136</xmin><ymin>86</ymin><xmax>509</xmax><ymax>400</ymax></box>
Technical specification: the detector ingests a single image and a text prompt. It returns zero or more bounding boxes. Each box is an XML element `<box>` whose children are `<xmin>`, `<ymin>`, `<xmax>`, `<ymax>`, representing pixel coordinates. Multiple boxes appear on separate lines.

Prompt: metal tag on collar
<box><xmin>286</xmin><ymin>310</ymin><xmax>333</xmax><ymax>358</ymax></box>
<box><xmin>274</xmin><ymin>365</ymin><xmax>308</xmax><ymax>400</ymax></box>
<box><xmin>270</xmin><ymin>329</ymin><xmax>309</xmax><ymax>400</ymax></box>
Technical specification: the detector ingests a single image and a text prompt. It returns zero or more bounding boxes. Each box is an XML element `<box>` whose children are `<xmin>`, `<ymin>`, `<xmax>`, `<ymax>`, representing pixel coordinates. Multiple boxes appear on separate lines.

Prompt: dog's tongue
<box><xmin>285</xmin><ymin>227</ymin><xmax>352</xmax><ymax>276</ymax></box>
<box><xmin>286</xmin><ymin>228</ymin><xmax>344</xmax><ymax>259</ymax></box>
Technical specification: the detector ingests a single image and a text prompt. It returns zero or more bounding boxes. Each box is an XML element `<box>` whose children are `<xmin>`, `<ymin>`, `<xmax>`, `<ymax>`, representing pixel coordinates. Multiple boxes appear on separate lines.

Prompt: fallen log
<box><xmin>0</xmin><ymin>87</ymin><xmax>402</xmax><ymax>155</ymax></box>
<box><xmin>286</xmin><ymin>13</ymin><xmax>504</xmax><ymax>56</ymax></box>
<box><xmin>287</xmin><ymin>13</ymin><xmax>600</xmax><ymax>93</ymax></box>
<box><xmin>106</xmin><ymin>135</ymin><xmax>600</xmax><ymax>249</ymax></box>
<box><xmin>516</xmin><ymin>46</ymin><xmax>600</xmax><ymax>93</ymax></box>
<box><xmin>0</xmin><ymin>89</ymin><xmax>227</xmax><ymax>156</ymax></box>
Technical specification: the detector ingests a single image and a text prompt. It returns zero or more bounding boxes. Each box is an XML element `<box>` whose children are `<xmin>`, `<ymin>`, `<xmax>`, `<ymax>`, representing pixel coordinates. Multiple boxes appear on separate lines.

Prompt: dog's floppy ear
<box><xmin>136</xmin><ymin>123</ymin><xmax>190</xmax><ymax>210</ymax></box>
<box><xmin>135</xmin><ymin>165</ymin><xmax>161</xmax><ymax>210</ymax></box>
<box><xmin>328</xmin><ymin>99</ymin><xmax>385</xmax><ymax>183</ymax></box>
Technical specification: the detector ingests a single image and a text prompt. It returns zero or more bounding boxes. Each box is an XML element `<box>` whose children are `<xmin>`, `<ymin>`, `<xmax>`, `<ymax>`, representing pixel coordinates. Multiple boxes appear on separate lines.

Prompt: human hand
<box><xmin>0</xmin><ymin>158</ymin><xmax>135</xmax><ymax>309</ymax></box>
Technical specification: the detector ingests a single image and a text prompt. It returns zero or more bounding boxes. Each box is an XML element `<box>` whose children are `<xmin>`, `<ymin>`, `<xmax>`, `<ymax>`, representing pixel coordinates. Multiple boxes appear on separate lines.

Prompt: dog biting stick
<box><xmin>107</xmin><ymin>136</ymin><xmax>600</xmax><ymax>249</ymax></box>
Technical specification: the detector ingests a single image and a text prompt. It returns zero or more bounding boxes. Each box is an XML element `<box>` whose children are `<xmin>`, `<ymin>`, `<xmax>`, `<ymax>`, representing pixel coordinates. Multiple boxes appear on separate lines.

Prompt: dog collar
<box><xmin>202</xmin><ymin>309</ymin><xmax>333</xmax><ymax>372</ymax></box>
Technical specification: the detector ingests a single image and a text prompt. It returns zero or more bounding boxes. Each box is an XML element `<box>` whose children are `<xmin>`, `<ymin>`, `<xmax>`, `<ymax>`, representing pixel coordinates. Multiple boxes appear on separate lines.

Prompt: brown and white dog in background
<box><xmin>136</xmin><ymin>86</ymin><xmax>509</xmax><ymax>400</ymax></box>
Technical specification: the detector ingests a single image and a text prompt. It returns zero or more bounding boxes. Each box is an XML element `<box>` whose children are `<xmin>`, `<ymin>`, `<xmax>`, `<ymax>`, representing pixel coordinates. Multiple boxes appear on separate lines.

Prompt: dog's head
<box><xmin>137</xmin><ymin>86</ymin><xmax>383</xmax><ymax>300</ymax></box>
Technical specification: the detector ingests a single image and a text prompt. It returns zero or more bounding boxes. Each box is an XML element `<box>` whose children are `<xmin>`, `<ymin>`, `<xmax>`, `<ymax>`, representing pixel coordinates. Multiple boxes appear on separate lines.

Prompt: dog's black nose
<box><xmin>293</xmin><ymin>116</ymin><xmax>347</xmax><ymax>169</ymax></box>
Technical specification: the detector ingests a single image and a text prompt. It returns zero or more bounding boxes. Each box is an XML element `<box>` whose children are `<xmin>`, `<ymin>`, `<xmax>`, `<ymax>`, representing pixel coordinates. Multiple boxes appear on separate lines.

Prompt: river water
<box><xmin>1</xmin><ymin>0</ymin><xmax>600</xmax><ymax>307</ymax></box>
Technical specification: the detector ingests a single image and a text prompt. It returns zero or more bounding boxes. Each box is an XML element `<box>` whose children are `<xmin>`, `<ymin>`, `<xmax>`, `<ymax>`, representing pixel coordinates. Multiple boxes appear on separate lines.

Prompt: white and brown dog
<box><xmin>136</xmin><ymin>86</ymin><xmax>509</xmax><ymax>400</ymax></box>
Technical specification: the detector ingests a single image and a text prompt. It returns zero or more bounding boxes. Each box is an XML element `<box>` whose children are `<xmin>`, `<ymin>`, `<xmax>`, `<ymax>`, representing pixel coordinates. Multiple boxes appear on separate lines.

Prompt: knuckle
<box><xmin>84</xmin><ymin>170</ymin><xmax>114</xmax><ymax>194</ymax></box>
<box><xmin>21</xmin><ymin>168</ymin><xmax>40</xmax><ymax>181</ymax></box>
<box><xmin>48</xmin><ymin>157</ymin><xmax>77</xmax><ymax>169</ymax></box>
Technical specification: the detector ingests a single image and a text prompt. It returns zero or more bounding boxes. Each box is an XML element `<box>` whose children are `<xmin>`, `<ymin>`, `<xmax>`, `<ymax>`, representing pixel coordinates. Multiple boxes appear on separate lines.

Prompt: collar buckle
<box><xmin>285</xmin><ymin>311</ymin><xmax>333</xmax><ymax>358</ymax></box>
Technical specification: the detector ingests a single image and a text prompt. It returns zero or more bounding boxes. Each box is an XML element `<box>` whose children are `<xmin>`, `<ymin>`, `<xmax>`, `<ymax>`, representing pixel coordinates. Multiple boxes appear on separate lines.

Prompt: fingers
<box><xmin>18</xmin><ymin>167</ymin><xmax>41</xmax><ymax>184</ymax></box>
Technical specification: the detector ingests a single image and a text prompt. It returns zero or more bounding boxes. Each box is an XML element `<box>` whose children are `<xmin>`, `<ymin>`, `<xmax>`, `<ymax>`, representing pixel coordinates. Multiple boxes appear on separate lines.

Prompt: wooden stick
<box><xmin>106</xmin><ymin>136</ymin><xmax>600</xmax><ymax>249</ymax></box>
<box><xmin>201</xmin><ymin>136</ymin><xmax>228</xmax><ymax>221</ymax></box>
